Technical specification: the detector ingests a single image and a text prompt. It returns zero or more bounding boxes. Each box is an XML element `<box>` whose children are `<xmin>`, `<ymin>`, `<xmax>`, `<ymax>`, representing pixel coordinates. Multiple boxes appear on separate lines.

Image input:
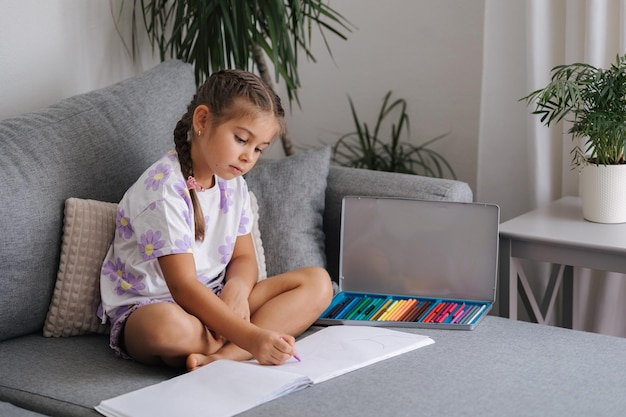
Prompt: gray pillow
<box><xmin>245</xmin><ymin>146</ymin><xmax>331</xmax><ymax>277</ymax></box>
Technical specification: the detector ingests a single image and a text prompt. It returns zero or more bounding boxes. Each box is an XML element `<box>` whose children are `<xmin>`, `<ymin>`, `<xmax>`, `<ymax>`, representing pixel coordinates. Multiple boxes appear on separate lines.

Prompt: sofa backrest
<box><xmin>0</xmin><ymin>60</ymin><xmax>196</xmax><ymax>341</ymax></box>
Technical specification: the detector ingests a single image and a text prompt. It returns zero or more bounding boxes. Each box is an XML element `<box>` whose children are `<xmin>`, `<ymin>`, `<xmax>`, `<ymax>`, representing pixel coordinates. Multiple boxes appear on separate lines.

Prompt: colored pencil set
<box><xmin>319</xmin><ymin>292</ymin><xmax>489</xmax><ymax>326</ymax></box>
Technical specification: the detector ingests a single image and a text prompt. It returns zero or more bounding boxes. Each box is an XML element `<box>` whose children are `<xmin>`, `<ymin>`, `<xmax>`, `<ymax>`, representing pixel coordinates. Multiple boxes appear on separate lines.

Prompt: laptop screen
<box><xmin>339</xmin><ymin>196</ymin><xmax>499</xmax><ymax>302</ymax></box>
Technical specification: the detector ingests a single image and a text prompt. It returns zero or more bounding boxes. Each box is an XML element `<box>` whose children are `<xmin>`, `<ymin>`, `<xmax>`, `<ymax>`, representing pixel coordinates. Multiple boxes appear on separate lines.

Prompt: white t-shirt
<box><xmin>99</xmin><ymin>150</ymin><xmax>253</xmax><ymax>324</ymax></box>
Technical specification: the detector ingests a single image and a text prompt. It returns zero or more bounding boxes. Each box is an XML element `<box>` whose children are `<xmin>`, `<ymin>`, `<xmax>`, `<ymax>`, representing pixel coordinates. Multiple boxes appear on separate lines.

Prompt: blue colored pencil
<box><xmin>345</xmin><ymin>297</ymin><xmax>371</xmax><ymax>320</ymax></box>
<box><xmin>335</xmin><ymin>297</ymin><xmax>362</xmax><ymax>320</ymax></box>
<box><xmin>325</xmin><ymin>295</ymin><xmax>353</xmax><ymax>318</ymax></box>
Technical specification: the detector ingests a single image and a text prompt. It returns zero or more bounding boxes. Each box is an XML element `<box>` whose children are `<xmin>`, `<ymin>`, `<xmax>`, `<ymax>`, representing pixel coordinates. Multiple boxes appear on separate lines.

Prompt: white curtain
<box><xmin>478</xmin><ymin>0</ymin><xmax>626</xmax><ymax>337</ymax></box>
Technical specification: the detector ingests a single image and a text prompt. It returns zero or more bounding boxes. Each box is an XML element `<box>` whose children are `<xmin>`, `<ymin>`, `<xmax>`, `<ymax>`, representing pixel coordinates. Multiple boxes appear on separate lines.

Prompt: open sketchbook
<box><xmin>95</xmin><ymin>326</ymin><xmax>434</xmax><ymax>417</ymax></box>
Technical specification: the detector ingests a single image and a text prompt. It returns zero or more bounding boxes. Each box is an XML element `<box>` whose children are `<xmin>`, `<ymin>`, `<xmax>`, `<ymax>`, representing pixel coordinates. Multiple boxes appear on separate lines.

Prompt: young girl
<box><xmin>99</xmin><ymin>69</ymin><xmax>333</xmax><ymax>371</ymax></box>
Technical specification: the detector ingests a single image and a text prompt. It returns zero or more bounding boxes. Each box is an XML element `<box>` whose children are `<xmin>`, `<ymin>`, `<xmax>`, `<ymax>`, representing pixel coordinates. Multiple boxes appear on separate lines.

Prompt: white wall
<box><xmin>0</xmin><ymin>0</ymin><xmax>485</xmax><ymax>194</ymax></box>
<box><xmin>0</xmin><ymin>0</ymin><xmax>160</xmax><ymax>120</ymax></box>
<box><xmin>274</xmin><ymin>0</ymin><xmax>485</xmax><ymax>194</ymax></box>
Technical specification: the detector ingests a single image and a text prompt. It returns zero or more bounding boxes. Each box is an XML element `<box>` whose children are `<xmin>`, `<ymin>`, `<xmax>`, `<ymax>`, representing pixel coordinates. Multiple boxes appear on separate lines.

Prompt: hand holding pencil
<box><xmin>248</xmin><ymin>330</ymin><xmax>300</xmax><ymax>365</ymax></box>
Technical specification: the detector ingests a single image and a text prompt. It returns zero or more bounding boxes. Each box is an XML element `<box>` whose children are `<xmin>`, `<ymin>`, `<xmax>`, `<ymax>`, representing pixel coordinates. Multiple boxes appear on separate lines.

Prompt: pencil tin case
<box><xmin>316</xmin><ymin>196</ymin><xmax>500</xmax><ymax>330</ymax></box>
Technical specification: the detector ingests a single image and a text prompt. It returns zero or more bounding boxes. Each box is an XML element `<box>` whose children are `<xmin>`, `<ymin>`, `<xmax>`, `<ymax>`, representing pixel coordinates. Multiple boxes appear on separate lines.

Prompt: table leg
<box><xmin>562</xmin><ymin>265</ymin><xmax>573</xmax><ymax>329</ymax></box>
<box><xmin>498</xmin><ymin>237</ymin><xmax>513</xmax><ymax>318</ymax></box>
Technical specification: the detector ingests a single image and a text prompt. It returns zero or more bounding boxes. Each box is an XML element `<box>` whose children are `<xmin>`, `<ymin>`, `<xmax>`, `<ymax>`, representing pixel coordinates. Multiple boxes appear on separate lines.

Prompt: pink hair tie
<box><xmin>186</xmin><ymin>176</ymin><xmax>206</xmax><ymax>192</ymax></box>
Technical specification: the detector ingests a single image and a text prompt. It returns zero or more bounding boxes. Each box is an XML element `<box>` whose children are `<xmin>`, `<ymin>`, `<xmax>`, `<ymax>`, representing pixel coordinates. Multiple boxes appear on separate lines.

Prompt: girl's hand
<box><xmin>220</xmin><ymin>280</ymin><xmax>252</xmax><ymax>322</ymax></box>
<box><xmin>251</xmin><ymin>330</ymin><xmax>297</xmax><ymax>366</ymax></box>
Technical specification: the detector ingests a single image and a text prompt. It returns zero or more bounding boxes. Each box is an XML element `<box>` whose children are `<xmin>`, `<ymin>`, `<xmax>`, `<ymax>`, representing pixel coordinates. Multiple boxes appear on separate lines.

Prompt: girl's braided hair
<box><xmin>173</xmin><ymin>69</ymin><xmax>285</xmax><ymax>241</ymax></box>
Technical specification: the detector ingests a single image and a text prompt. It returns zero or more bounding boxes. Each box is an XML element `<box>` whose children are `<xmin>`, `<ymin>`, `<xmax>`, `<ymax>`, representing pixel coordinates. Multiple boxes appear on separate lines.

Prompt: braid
<box><xmin>173</xmin><ymin>69</ymin><xmax>285</xmax><ymax>242</ymax></box>
<box><xmin>173</xmin><ymin>101</ymin><xmax>206</xmax><ymax>241</ymax></box>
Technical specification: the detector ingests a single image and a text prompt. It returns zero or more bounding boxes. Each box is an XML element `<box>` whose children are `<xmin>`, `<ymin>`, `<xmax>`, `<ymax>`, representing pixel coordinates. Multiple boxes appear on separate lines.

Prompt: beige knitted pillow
<box><xmin>44</xmin><ymin>198</ymin><xmax>115</xmax><ymax>337</ymax></box>
<box><xmin>44</xmin><ymin>193</ymin><xmax>267</xmax><ymax>337</ymax></box>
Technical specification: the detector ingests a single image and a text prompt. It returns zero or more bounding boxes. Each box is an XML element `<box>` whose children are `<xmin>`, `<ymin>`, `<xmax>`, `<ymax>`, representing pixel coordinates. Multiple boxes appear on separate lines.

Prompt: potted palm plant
<box><xmin>117</xmin><ymin>0</ymin><xmax>351</xmax><ymax>156</ymax></box>
<box><xmin>521</xmin><ymin>54</ymin><xmax>626</xmax><ymax>223</ymax></box>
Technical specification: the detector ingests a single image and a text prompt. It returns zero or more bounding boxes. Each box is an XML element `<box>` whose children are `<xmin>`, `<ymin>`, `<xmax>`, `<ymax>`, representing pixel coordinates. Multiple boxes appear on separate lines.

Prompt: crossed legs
<box><xmin>122</xmin><ymin>266</ymin><xmax>333</xmax><ymax>371</ymax></box>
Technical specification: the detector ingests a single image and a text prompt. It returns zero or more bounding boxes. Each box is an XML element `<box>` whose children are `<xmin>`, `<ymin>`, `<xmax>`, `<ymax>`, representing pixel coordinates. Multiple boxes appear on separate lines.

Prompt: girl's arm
<box><xmin>220</xmin><ymin>233</ymin><xmax>258</xmax><ymax>322</ymax></box>
<box><xmin>158</xmin><ymin>252</ymin><xmax>292</xmax><ymax>364</ymax></box>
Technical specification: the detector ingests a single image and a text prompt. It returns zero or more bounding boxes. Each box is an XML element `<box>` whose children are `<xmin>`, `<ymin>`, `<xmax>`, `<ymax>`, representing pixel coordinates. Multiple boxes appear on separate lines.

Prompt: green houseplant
<box><xmin>332</xmin><ymin>91</ymin><xmax>456</xmax><ymax>179</ymax></box>
<box><xmin>117</xmin><ymin>0</ymin><xmax>351</xmax><ymax>156</ymax></box>
<box><xmin>521</xmin><ymin>54</ymin><xmax>626</xmax><ymax>223</ymax></box>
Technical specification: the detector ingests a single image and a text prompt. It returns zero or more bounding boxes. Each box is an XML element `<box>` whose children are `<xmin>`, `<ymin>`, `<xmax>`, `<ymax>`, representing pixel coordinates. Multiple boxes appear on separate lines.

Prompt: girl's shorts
<box><xmin>107</xmin><ymin>283</ymin><xmax>223</xmax><ymax>360</ymax></box>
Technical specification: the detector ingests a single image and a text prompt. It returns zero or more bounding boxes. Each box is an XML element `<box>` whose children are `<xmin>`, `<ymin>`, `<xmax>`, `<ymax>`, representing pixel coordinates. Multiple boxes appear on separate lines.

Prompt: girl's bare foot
<box><xmin>186</xmin><ymin>352</ymin><xmax>222</xmax><ymax>371</ymax></box>
<box><xmin>182</xmin><ymin>329</ymin><xmax>228</xmax><ymax>371</ymax></box>
<box><xmin>186</xmin><ymin>342</ymin><xmax>254</xmax><ymax>371</ymax></box>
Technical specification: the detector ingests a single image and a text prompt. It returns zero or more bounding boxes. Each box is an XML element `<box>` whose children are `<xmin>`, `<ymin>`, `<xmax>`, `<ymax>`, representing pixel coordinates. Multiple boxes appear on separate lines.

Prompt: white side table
<box><xmin>498</xmin><ymin>196</ymin><xmax>626</xmax><ymax>328</ymax></box>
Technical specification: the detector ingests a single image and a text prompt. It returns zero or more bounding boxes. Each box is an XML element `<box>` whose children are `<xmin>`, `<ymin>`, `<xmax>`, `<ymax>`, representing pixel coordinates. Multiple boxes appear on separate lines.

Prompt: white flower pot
<box><xmin>579</xmin><ymin>163</ymin><xmax>626</xmax><ymax>223</ymax></box>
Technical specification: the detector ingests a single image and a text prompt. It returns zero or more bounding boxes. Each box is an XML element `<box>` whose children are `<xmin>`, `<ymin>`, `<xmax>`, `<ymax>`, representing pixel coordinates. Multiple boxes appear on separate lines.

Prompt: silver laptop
<box><xmin>317</xmin><ymin>196</ymin><xmax>500</xmax><ymax>330</ymax></box>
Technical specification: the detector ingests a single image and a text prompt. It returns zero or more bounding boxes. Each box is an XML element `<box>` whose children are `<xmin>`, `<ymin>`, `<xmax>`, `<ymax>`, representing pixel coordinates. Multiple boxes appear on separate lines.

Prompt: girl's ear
<box><xmin>192</xmin><ymin>105</ymin><xmax>211</xmax><ymax>135</ymax></box>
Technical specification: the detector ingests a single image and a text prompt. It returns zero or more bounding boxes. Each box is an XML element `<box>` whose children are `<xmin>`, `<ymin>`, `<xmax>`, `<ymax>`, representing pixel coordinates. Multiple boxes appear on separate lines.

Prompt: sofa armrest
<box><xmin>323</xmin><ymin>166</ymin><xmax>473</xmax><ymax>281</ymax></box>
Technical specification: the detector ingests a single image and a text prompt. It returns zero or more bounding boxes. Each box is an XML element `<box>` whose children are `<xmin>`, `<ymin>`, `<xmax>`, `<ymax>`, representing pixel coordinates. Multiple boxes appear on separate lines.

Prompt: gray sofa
<box><xmin>0</xmin><ymin>60</ymin><xmax>472</xmax><ymax>416</ymax></box>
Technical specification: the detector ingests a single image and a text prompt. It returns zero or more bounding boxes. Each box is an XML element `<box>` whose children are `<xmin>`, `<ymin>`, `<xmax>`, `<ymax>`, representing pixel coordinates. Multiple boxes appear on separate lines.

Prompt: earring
<box><xmin>197</xmin><ymin>130</ymin><xmax>202</xmax><ymax>137</ymax></box>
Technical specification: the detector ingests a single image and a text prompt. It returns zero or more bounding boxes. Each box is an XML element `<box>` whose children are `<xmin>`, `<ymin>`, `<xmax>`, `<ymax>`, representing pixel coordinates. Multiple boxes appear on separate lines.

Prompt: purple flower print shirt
<box><xmin>99</xmin><ymin>150</ymin><xmax>253</xmax><ymax>325</ymax></box>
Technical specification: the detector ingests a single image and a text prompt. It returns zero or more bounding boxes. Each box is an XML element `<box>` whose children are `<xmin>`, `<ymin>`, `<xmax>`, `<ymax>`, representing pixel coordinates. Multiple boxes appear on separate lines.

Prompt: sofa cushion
<box><xmin>0</xmin><ymin>402</ymin><xmax>48</xmax><ymax>417</ymax></box>
<box><xmin>245</xmin><ymin>146</ymin><xmax>330</xmax><ymax>277</ymax></box>
<box><xmin>0</xmin><ymin>333</ymin><xmax>178</xmax><ymax>417</ymax></box>
<box><xmin>0</xmin><ymin>60</ymin><xmax>196</xmax><ymax>341</ymax></box>
<box><xmin>43</xmin><ymin>194</ymin><xmax>267</xmax><ymax>338</ymax></box>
